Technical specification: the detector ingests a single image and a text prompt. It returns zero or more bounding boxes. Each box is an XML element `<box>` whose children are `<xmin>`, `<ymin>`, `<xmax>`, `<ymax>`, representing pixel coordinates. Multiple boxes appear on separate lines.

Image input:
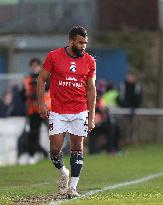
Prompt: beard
<box><xmin>72</xmin><ymin>45</ymin><xmax>84</xmax><ymax>57</ymax></box>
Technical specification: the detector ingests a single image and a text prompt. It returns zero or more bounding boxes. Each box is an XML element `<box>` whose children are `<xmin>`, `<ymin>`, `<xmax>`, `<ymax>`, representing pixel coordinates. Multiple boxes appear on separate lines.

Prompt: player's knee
<box><xmin>50</xmin><ymin>148</ymin><xmax>60</xmax><ymax>155</ymax></box>
<box><xmin>50</xmin><ymin>145</ymin><xmax>62</xmax><ymax>155</ymax></box>
<box><xmin>71</xmin><ymin>143</ymin><xmax>83</xmax><ymax>152</ymax></box>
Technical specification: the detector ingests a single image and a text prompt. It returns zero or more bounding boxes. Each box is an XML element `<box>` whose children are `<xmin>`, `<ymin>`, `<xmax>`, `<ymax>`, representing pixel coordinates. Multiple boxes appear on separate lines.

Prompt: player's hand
<box><xmin>88</xmin><ymin>118</ymin><xmax>95</xmax><ymax>133</ymax></box>
<box><xmin>39</xmin><ymin>103</ymin><xmax>49</xmax><ymax>119</ymax></box>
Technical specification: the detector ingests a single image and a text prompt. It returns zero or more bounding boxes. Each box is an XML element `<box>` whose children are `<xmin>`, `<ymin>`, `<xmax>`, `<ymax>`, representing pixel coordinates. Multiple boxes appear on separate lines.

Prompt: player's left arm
<box><xmin>87</xmin><ymin>76</ymin><xmax>96</xmax><ymax>132</ymax></box>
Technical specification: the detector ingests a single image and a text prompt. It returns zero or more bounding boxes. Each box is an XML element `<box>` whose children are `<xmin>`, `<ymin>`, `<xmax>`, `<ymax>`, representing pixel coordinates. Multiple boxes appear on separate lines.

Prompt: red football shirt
<box><xmin>43</xmin><ymin>47</ymin><xmax>96</xmax><ymax>114</ymax></box>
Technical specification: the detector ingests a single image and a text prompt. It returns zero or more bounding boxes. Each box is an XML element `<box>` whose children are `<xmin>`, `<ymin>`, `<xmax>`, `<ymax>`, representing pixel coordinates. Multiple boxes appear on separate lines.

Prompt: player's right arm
<box><xmin>37</xmin><ymin>69</ymin><xmax>50</xmax><ymax>119</ymax></box>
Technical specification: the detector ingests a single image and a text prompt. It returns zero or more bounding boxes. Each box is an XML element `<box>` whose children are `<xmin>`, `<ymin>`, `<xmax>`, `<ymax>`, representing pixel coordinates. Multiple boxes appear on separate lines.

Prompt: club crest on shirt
<box><xmin>70</xmin><ymin>62</ymin><xmax>76</xmax><ymax>72</ymax></box>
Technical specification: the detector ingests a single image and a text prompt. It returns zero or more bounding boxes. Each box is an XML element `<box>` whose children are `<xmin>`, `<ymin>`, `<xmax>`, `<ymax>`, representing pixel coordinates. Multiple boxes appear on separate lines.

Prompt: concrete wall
<box><xmin>0</xmin><ymin>117</ymin><xmax>49</xmax><ymax>166</ymax></box>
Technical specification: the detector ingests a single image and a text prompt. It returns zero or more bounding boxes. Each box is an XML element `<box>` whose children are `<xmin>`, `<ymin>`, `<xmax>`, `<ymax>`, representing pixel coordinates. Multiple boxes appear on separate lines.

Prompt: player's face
<box><xmin>71</xmin><ymin>35</ymin><xmax>88</xmax><ymax>57</ymax></box>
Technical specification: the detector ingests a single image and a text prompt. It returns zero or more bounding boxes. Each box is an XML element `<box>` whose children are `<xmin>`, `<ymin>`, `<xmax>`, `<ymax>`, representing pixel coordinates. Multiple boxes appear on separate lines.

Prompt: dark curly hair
<box><xmin>69</xmin><ymin>26</ymin><xmax>88</xmax><ymax>39</ymax></box>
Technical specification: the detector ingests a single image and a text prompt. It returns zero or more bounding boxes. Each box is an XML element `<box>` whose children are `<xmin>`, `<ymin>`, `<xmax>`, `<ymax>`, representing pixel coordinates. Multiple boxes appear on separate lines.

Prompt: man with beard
<box><xmin>37</xmin><ymin>26</ymin><xmax>96</xmax><ymax>199</ymax></box>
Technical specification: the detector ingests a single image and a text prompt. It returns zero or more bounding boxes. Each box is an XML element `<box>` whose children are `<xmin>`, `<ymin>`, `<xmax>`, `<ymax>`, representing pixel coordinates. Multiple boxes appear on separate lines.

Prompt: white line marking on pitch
<box><xmin>48</xmin><ymin>172</ymin><xmax>163</xmax><ymax>205</ymax></box>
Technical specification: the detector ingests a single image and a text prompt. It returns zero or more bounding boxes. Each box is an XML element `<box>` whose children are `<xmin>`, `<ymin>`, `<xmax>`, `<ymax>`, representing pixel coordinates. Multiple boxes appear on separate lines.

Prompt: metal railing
<box><xmin>109</xmin><ymin>107</ymin><xmax>163</xmax><ymax>144</ymax></box>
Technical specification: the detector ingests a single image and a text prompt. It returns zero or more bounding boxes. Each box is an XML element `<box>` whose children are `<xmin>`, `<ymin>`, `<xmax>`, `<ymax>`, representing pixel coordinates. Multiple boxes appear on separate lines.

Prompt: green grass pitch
<box><xmin>0</xmin><ymin>143</ymin><xmax>163</xmax><ymax>205</ymax></box>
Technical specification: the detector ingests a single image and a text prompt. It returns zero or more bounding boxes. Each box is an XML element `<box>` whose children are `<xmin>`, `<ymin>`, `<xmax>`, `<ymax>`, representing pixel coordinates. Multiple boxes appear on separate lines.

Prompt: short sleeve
<box><xmin>88</xmin><ymin>57</ymin><xmax>96</xmax><ymax>79</ymax></box>
<box><xmin>42</xmin><ymin>52</ymin><xmax>53</xmax><ymax>73</ymax></box>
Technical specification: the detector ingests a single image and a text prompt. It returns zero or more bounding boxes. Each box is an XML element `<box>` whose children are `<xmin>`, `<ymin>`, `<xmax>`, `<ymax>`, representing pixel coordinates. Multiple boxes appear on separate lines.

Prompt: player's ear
<box><xmin>69</xmin><ymin>38</ymin><xmax>73</xmax><ymax>47</ymax></box>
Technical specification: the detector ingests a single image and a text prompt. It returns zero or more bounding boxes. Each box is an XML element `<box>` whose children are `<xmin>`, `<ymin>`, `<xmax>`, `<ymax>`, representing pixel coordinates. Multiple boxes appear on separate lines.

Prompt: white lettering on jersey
<box><xmin>66</xmin><ymin>77</ymin><xmax>77</xmax><ymax>81</ymax></box>
<box><xmin>58</xmin><ymin>79</ymin><xmax>83</xmax><ymax>88</ymax></box>
<box><xmin>59</xmin><ymin>81</ymin><xmax>63</xmax><ymax>86</ymax></box>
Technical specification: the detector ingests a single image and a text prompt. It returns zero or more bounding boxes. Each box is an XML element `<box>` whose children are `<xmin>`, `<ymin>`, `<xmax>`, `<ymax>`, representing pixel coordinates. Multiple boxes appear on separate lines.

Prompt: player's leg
<box><xmin>49</xmin><ymin>134</ymin><xmax>69</xmax><ymax>197</ymax></box>
<box><xmin>49</xmin><ymin>111</ymin><xmax>70</xmax><ymax>197</ymax></box>
<box><xmin>68</xmin><ymin>134</ymin><xmax>84</xmax><ymax>198</ymax></box>
<box><xmin>49</xmin><ymin>112</ymin><xmax>69</xmax><ymax>176</ymax></box>
<box><xmin>67</xmin><ymin>114</ymin><xmax>88</xmax><ymax>198</ymax></box>
<box><xmin>49</xmin><ymin>134</ymin><xmax>66</xmax><ymax>173</ymax></box>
